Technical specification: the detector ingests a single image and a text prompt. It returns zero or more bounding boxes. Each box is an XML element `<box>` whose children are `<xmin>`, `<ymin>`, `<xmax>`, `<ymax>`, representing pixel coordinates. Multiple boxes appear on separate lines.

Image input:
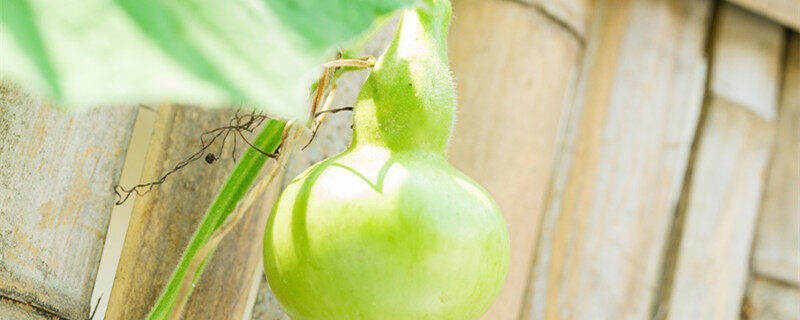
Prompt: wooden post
<box><xmin>446</xmin><ymin>0</ymin><xmax>588</xmax><ymax>318</ymax></box>
<box><xmin>662</xmin><ymin>4</ymin><xmax>785</xmax><ymax>319</ymax></box>
<box><xmin>744</xmin><ymin>33</ymin><xmax>799</xmax><ymax>320</ymax></box>
<box><xmin>523</xmin><ymin>0</ymin><xmax>714</xmax><ymax>319</ymax></box>
<box><xmin>0</xmin><ymin>84</ymin><xmax>136</xmax><ymax>319</ymax></box>
<box><xmin>105</xmin><ymin>105</ymin><xmax>281</xmax><ymax>320</ymax></box>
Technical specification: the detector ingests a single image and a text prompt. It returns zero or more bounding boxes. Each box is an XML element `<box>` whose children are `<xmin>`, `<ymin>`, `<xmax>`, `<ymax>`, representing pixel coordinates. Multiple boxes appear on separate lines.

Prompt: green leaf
<box><xmin>0</xmin><ymin>0</ymin><xmax>416</xmax><ymax>123</ymax></box>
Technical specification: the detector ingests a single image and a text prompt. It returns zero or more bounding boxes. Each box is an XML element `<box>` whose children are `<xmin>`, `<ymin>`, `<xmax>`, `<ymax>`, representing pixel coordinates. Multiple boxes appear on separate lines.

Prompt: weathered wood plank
<box><xmin>105</xmin><ymin>105</ymin><xmax>280</xmax><ymax>320</ymax></box>
<box><xmin>726</xmin><ymin>0</ymin><xmax>800</xmax><ymax>31</ymax></box>
<box><xmin>0</xmin><ymin>84</ymin><xmax>136</xmax><ymax>319</ymax></box>
<box><xmin>523</xmin><ymin>0</ymin><xmax>713</xmax><ymax>319</ymax></box>
<box><xmin>446</xmin><ymin>0</ymin><xmax>585</xmax><ymax>318</ymax></box>
<box><xmin>667</xmin><ymin>99</ymin><xmax>778</xmax><ymax>320</ymax></box>
<box><xmin>751</xmin><ymin>33</ymin><xmax>800</xmax><ymax>287</ymax></box>
<box><xmin>664</xmin><ymin>4</ymin><xmax>785</xmax><ymax>319</ymax></box>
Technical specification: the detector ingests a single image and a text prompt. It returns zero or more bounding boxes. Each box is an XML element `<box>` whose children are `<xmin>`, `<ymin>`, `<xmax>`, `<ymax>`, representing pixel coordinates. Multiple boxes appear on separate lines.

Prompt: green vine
<box><xmin>147</xmin><ymin>119</ymin><xmax>286</xmax><ymax>320</ymax></box>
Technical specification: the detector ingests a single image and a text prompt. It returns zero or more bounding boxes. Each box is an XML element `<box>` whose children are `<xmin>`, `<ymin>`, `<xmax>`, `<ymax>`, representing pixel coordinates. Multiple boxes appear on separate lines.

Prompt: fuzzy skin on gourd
<box><xmin>263</xmin><ymin>1</ymin><xmax>509</xmax><ymax>319</ymax></box>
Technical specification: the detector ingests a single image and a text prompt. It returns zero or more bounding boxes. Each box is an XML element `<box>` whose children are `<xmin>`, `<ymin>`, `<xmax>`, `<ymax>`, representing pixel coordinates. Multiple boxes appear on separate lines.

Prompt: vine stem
<box><xmin>169</xmin><ymin>122</ymin><xmax>306</xmax><ymax>320</ymax></box>
<box><xmin>147</xmin><ymin>119</ymin><xmax>287</xmax><ymax>320</ymax></box>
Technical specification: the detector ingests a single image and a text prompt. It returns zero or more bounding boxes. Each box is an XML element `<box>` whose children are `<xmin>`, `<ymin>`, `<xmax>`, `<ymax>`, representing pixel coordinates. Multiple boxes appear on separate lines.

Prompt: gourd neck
<box><xmin>351</xmin><ymin>0</ymin><xmax>454</xmax><ymax>155</ymax></box>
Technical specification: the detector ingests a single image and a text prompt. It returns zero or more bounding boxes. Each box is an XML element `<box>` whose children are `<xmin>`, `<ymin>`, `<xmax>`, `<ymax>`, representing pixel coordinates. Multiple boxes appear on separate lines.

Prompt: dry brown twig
<box><xmin>113</xmin><ymin>110</ymin><xmax>279</xmax><ymax>205</ymax></box>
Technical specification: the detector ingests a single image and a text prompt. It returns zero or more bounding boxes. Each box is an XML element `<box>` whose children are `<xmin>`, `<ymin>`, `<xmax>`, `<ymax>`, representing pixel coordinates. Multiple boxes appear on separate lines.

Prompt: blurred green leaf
<box><xmin>0</xmin><ymin>0</ymin><xmax>415</xmax><ymax>122</ymax></box>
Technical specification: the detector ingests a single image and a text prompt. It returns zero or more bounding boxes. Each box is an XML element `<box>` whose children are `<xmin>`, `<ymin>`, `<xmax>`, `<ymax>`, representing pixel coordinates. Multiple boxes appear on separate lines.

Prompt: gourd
<box><xmin>262</xmin><ymin>0</ymin><xmax>509</xmax><ymax>319</ymax></box>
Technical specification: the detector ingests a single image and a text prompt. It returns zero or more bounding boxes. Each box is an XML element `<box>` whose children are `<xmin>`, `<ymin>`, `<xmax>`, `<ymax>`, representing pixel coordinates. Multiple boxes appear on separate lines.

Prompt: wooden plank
<box><xmin>726</xmin><ymin>0</ymin><xmax>800</xmax><ymax>31</ymax></box>
<box><xmin>710</xmin><ymin>4</ymin><xmax>785</xmax><ymax>121</ymax></box>
<box><xmin>666</xmin><ymin>99</ymin><xmax>778</xmax><ymax>320</ymax></box>
<box><xmin>523</xmin><ymin>0</ymin><xmax>713</xmax><ymax>319</ymax></box>
<box><xmin>0</xmin><ymin>84</ymin><xmax>136</xmax><ymax>319</ymax></box>
<box><xmin>745</xmin><ymin>278</ymin><xmax>800</xmax><ymax>319</ymax></box>
<box><xmin>664</xmin><ymin>4</ymin><xmax>785</xmax><ymax>319</ymax></box>
<box><xmin>105</xmin><ymin>105</ymin><xmax>280</xmax><ymax>320</ymax></box>
<box><xmin>751</xmin><ymin>33</ymin><xmax>800</xmax><ymax>287</ymax></box>
<box><xmin>446</xmin><ymin>0</ymin><xmax>585</xmax><ymax>318</ymax></box>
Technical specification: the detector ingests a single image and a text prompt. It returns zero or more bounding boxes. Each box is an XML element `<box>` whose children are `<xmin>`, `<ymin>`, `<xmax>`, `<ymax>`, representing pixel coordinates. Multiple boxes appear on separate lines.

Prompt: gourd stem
<box><xmin>351</xmin><ymin>0</ymin><xmax>455</xmax><ymax>154</ymax></box>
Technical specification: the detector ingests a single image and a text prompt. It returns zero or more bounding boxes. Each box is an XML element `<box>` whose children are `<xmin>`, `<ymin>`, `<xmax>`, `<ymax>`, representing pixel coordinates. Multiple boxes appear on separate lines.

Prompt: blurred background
<box><xmin>1</xmin><ymin>0</ymin><xmax>797</xmax><ymax>319</ymax></box>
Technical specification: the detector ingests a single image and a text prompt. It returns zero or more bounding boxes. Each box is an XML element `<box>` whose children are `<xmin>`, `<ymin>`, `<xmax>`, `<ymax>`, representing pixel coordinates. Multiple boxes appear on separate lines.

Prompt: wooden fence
<box><xmin>0</xmin><ymin>0</ymin><xmax>797</xmax><ymax>319</ymax></box>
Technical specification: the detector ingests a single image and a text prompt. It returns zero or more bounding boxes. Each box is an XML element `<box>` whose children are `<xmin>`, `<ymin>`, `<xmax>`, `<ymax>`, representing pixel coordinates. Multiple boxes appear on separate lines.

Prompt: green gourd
<box><xmin>262</xmin><ymin>1</ymin><xmax>509</xmax><ymax>319</ymax></box>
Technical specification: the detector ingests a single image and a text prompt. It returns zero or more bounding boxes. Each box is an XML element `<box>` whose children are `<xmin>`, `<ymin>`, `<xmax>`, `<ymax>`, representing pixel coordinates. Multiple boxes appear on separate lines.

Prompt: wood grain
<box><xmin>726</xmin><ymin>0</ymin><xmax>800</xmax><ymax>31</ymax></box>
<box><xmin>523</xmin><ymin>0</ymin><xmax>714</xmax><ymax>319</ymax></box>
<box><xmin>446</xmin><ymin>0</ymin><xmax>585</xmax><ymax>318</ymax></box>
<box><xmin>105</xmin><ymin>105</ymin><xmax>280</xmax><ymax>320</ymax></box>
<box><xmin>0</xmin><ymin>84</ymin><xmax>136</xmax><ymax>319</ymax></box>
<box><xmin>664</xmin><ymin>4</ymin><xmax>785</xmax><ymax>320</ymax></box>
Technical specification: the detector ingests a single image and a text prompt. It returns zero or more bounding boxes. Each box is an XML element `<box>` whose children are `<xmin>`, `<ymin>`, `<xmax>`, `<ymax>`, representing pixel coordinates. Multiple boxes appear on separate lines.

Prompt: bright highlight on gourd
<box><xmin>262</xmin><ymin>0</ymin><xmax>510</xmax><ymax>319</ymax></box>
